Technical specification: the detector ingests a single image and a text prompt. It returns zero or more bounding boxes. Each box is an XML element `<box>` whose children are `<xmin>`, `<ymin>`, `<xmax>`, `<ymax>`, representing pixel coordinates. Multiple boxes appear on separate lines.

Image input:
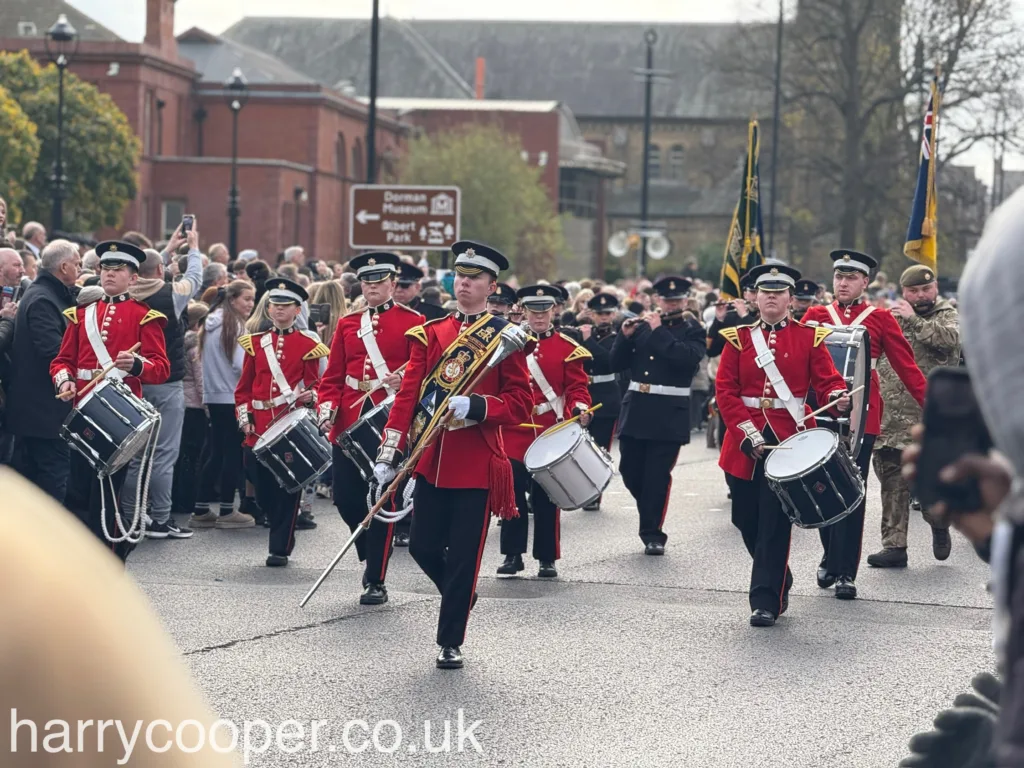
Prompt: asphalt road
<box><xmin>129</xmin><ymin>439</ymin><xmax>994</xmax><ymax>767</ymax></box>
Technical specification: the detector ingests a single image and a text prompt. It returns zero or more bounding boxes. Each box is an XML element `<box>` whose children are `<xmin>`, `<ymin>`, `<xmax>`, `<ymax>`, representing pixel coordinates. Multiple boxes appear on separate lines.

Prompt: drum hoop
<box><xmin>524</xmin><ymin>422</ymin><xmax>585</xmax><ymax>472</ymax></box>
<box><xmin>106</xmin><ymin>416</ymin><xmax>158</xmax><ymax>474</ymax></box>
<box><xmin>764</xmin><ymin>429</ymin><xmax>839</xmax><ymax>481</ymax></box>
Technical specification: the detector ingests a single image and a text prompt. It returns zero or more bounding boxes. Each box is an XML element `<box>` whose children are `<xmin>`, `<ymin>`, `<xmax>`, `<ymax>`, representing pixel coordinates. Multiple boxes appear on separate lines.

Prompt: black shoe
<box><xmin>296</xmin><ymin>512</ymin><xmax>317</xmax><ymax>530</ymax></box>
<box><xmin>538</xmin><ymin>561</ymin><xmax>558</xmax><ymax>578</ymax></box>
<box><xmin>144</xmin><ymin>520</ymin><xmax>170</xmax><ymax>539</ymax></box>
<box><xmin>360</xmin><ymin>583</ymin><xmax>388</xmax><ymax>605</ymax></box>
<box><xmin>394</xmin><ymin>531</ymin><xmax>410</xmax><ymax>548</ymax></box>
<box><xmin>817</xmin><ymin>557</ymin><xmax>837</xmax><ymax>589</ymax></box>
<box><xmin>266</xmin><ymin>554</ymin><xmax>288</xmax><ymax>567</ymax></box>
<box><xmin>644</xmin><ymin>542</ymin><xmax>665</xmax><ymax>556</ymax></box>
<box><xmin>867</xmin><ymin>547</ymin><xmax>908</xmax><ymax>568</ymax></box>
<box><xmin>497</xmin><ymin>554</ymin><xmax>524</xmax><ymax>575</ymax></box>
<box><xmin>436</xmin><ymin>646</ymin><xmax>463</xmax><ymax>669</ymax></box>
<box><xmin>835</xmin><ymin>577</ymin><xmax>857</xmax><ymax>600</ymax></box>
<box><xmin>932</xmin><ymin>527</ymin><xmax>952</xmax><ymax>561</ymax></box>
<box><xmin>471</xmin><ymin>592</ymin><xmax>479</xmax><ymax>611</ymax></box>
<box><xmin>582</xmin><ymin>499</ymin><xmax>601</xmax><ymax>511</ymax></box>
<box><xmin>750</xmin><ymin>609</ymin><xmax>776</xmax><ymax>627</ymax></box>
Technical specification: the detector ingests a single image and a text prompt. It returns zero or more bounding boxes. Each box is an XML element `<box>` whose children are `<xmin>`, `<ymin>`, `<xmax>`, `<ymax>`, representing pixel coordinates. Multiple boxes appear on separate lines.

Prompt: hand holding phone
<box><xmin>182</xmin><ymin>214</ymin><xmax>195</xmax><ymax>233</ymax></box>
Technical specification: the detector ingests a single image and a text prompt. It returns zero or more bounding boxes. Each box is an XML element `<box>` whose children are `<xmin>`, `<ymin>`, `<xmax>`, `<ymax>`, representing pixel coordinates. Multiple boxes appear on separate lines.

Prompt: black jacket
<box><xmin>583</xmin><ymin>327</ymin><xmax>621</xmax><ymax>420</ymax></box>
<box><xmin>610</xmin><ymin>315</ymin><xmax>706</xmax><ymax>443</ymax></box>
<box><xmin>408</xmin><ymin>296</ymin><xmax>448</xmax><ymax>321</ymax></box>
<box><xmin>6</xmin><ymin>271</ymin><xmax>76</xmax><ymax>438</ymax></box>
<box><xmin>706</xmin><ymin>308</ymin><xmax>759</xmax><ymax>358</ymax></box>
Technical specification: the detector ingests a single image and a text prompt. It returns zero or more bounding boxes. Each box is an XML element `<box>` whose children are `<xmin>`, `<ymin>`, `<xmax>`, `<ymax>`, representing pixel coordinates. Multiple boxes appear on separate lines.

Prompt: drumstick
<box><xmin>797</xmin><ymin>384</ymin><xmax>865</xmax><ymax>424</ymax></box>
<box><xmin>348</xmin><ymin>362</ymin><xmax>408</xmax><ymax>409</ymax></box>
<box><xmin>544</xmin><ymin>403</ymin><xmax>603</xmax><ymax>436</ymax></box>
<box><xmin>55</xmin><ymin>342</ymin><xmax>142</xmax><ymax>401</ymax></box>
<box><xmin>517</xmin><ymin>423</ymin><xmax>543</xmax><ymax>428</ymax></box>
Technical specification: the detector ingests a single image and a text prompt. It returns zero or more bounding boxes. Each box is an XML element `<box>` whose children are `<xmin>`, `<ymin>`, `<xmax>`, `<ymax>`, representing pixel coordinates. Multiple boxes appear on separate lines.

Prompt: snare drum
<box><xmin>523</xmin><ymin>422</ymin><xmax>615</xmax><ymax>510</ymax></box>
<box><xmin>61</xmin><ymin>377</ymin><xmax>160</xmax><ymax>477</ymax></box>
<box><xmin>764</xmin><ymin>428</ymin><xmax>864</xmax><ymax>529</ymax></box>
<box><xmin>254</xmin><ymin>409</ymin><xmax>333</xmax><ymax>493</ymax></box>
<box><xmin>338</xmin><ymin>396</ymin><xmax>394</xmax><ymax>481</ymax></box>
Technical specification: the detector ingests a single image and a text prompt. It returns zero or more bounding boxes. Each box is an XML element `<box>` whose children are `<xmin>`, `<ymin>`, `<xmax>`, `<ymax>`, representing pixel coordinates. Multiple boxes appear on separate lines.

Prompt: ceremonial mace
<box><xmin>300</xmin><ymin>324</ymin><xmax>530</xmax><ymax>607</ymax></box>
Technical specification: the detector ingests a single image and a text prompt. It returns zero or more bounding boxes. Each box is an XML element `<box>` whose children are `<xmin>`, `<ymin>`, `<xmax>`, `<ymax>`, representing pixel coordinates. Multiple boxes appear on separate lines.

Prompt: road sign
<box><xmin>349</xmin><ymin>185</ymin><xmax>461</xmax><ymax>251</ymax></box>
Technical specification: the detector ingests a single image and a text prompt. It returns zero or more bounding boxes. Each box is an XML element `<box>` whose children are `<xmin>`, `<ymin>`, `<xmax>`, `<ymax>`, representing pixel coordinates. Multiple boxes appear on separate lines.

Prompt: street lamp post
<box><xmin>293</xmin><ymin>186</ymin><xmax>308</xmax><ymax>245</ymax></box>
<box><xmin>224</xmin><ymin>68</ymin><xmax>248</xmax><ymax>257</ymax></box>
<box><xmin>45</xmin><ymin>14</ymin><xmax>78</xmax><ymax>233</ymax></box>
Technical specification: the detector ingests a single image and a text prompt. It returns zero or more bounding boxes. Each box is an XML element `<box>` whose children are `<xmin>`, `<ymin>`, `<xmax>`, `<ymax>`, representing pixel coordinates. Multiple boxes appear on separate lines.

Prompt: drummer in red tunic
<box><xmin>51</xmin><ymin>240</ymin><xmax>170</xmax><ymax>562</ymax></box>
<box><xmin>801</xmin><ymin>250</ymin><xmax>927</xmax><ymax>598</ymax></box>
<box><xmin>235</xmin><ymin>278</ymin><xmax>329</xmax><ymax>567</ymax></box>
<box><xmin>499</xmin><ymin>284</ymin><xmax>592</xmax><ymax>579</ymax></box>
<box><xmin>715</xmin><ymin>263</ymin><xmax>850</xmax><ymax>627</ymax></box>
<box><xmin>315</xmin><ymin>252</ymin><xmax>423</xmax><ymax>604</ymax></box>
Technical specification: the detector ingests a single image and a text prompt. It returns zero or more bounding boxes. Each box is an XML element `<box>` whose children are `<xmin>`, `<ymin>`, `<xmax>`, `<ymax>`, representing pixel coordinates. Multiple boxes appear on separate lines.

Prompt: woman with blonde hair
<box><xmin>312</xmin><ymin>280</ymin><xmax>348</xmax><ymax>345</ymax></box>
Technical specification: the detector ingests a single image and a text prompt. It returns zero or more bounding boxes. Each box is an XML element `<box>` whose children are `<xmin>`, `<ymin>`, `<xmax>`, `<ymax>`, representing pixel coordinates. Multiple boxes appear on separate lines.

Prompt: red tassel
<box><xmin>488</xmin><ymin>453</ymin><xmax>519</xmax><ymax>520</ymax></box>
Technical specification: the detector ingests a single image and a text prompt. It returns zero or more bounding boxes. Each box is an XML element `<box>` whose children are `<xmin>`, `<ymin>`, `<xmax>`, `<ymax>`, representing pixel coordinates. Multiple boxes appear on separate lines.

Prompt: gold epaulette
<box><xmin>303</xmin><ymin>342</ymin><xmax>330</xmax><ymax>360</ymax></box>
<box><xmin>62</xmin><ymin>307</ymin><xmax>79</xmax><ymax>324</ymax></box>
<box><xmin>560</xmin><ymin>332</ymin><xmax>592</xmax><ymax>363</ymax></box>
<box><xmin>719</xmin><ymin>326</ymin><xmax>742</xmax><ymax>351</ymax></box>
<box><xmin>140</xmin><ymin>309</ymin><xmax>166</xmax><ymax>325</ymax></box>
<box><xmin>238</xmin><ymin>334</ymin><xmax>255</xmax><ymax>356</ymax></box>
<box><xmin>405</xmin><ymin>325</ymin><xmax>428</xmax><ymax>345</ymax></box>
<box><xmin>813</xmin><ymin>326</ymin><xmax>832</xmax><ymax>348</ymax></box>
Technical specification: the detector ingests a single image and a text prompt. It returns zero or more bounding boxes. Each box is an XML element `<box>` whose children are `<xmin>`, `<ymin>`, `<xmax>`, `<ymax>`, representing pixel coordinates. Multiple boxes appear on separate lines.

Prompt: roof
<box><xmin>0</xmin><ymin>0</ymin><xmax>120</xmax><ymax>43</ymax></box>
<box><xmin>176</xmin><ymin>27</ymin><xmax>318</xmax><ymax>85</ymax></box>
<box><xmin>357</xmin><ymin>97</ymin><xmax>561</xmax><ymax>114</ymax></box>
<box><xmin>223</xmin><ymin>18</ymin><xmax>775</xmax><ymax>119</ymax></box>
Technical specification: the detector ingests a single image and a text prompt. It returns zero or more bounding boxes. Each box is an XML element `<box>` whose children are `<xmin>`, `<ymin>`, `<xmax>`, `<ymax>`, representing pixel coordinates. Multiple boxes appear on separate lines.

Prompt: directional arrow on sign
<box><xmin>355</xmin><ymin>210</ymin><xmax>381</xmax><ymax>225</ymax></box>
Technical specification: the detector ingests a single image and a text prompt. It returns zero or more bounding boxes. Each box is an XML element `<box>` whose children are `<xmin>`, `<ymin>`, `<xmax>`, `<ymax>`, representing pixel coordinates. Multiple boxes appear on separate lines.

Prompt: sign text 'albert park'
<box><xmin>349</xmin><ymin>185</ymin><xmax>462</xmax><ymax>251</ymax></box>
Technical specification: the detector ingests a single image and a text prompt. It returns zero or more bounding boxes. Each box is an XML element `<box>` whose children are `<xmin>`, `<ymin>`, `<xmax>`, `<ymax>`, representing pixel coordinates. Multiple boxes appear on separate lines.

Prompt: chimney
<box><xmin>145</xmin><ymin>0</ymin><xmax>177</xmax><ymax>57</ymax></box>
<box><xmin>475</xmin><ymin>57</ymin><xmax>486</xmax><ymax>99</ymax></box>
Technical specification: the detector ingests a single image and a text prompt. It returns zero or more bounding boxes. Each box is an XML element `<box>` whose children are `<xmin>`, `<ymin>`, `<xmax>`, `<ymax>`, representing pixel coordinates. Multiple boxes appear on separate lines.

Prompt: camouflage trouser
<box><xmin>872</xmin><ymin>446</ymin><xmax>948</xmax><ymax>549</ymax></box>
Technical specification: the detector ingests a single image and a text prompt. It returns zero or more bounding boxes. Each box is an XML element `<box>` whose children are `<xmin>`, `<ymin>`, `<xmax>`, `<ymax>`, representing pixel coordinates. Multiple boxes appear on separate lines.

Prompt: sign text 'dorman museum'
<box><xmin>349</xmin><ymin>185</ymin><xmax>462</xmax><ymax>251</ymax></box>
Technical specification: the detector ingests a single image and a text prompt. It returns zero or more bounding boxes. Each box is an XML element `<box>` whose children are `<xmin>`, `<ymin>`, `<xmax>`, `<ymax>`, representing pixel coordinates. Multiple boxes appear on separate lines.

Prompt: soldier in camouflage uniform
<box><xmin>867</xmin><ymin>264</ymin><xmax>961</xmax><ymax>568</ymax></box>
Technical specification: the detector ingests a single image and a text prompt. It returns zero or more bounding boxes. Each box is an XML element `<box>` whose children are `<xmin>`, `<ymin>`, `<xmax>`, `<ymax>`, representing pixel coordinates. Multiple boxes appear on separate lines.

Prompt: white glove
<box><xmin>373</xmin><ymin>463</ymin><xmax>396</xmax><ymax>485</ymax></box>
<box><xmin>448</xmin><ymin>395</ymin><xmax>471</xmax><ymax>420</ymax></box>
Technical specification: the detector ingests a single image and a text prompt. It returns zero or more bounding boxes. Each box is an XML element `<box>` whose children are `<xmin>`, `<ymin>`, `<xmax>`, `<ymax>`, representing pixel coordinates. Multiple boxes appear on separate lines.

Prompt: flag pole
<box><xmin>768</xmin><ymin>0</ymin><xmax>783</xmax><ymax>259</ymax></box>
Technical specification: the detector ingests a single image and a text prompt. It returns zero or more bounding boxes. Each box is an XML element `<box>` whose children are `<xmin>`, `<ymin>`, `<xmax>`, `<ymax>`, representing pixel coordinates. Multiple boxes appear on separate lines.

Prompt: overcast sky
<box><xmin>68</xmin><ymin>0</ymin><xmax>1018</xmax><ymax>182</ymax></box>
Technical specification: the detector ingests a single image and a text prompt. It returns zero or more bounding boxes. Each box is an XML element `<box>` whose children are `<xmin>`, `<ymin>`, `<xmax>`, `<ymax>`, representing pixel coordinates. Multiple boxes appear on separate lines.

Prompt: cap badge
<box><xmin>536</xmin><ymin>289</ymin><xmax>544</xmax><ymax>295</ymax></box>
<box><xmin>277</xmin><ymin>282</ymin><xmax>285</xmax><ymax>289</ymax></box>
<box><xmin>669</xmin><ymin>281</ymin><xmax>675</xmax><ymax>290</ymax></box>
<box><xmin>770</xmin><ymin>267</ymin><xmax>779</xmax><ymax>275</ymax></box>
<box><xmin>110</xmin><ymin>244</ymin><xmax>118</xmax><ymax>251</ymax></box>
<box><xmin>842</xmin><ymin>254</ymin><xmax>851</xmax><ymax>262</ymax></box>
<box><xmin>924</xmin><ymin>271</ymin><xmax>932</xmax><ymax>280</ymax></box>
<box><xmin>367</xmin><ymin>258</ymin><xmax>376</xmax><ymax>266</ymax></box>
<box><xmin>465</xmin><ymin>248</ymin><xmax>476</xmax><ymax>258</ymax></box>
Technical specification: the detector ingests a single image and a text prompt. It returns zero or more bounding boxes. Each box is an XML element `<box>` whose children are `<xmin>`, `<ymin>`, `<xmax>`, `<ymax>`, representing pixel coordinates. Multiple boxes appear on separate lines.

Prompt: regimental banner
<box><xmin>719</xmin><ymin>119</ymin><xmax>766</xmax><ymax>300</ymax></box>
<box><xmin>349</xmin><ymin>185</ymin><xmax>461</xmax><ymax>251</ymax></box>
<box><xmin>904</xmin><ymin>78</ymin><xmax>940</xmax><ymax>272</ymax></box>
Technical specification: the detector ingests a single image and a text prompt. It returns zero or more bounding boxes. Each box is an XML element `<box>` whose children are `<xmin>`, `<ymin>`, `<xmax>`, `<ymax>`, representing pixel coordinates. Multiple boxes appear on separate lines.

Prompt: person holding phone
<box><xmin>801</xmin><ymin>250</ymin><xmax>928</xmax><ymax>599</ymax></box>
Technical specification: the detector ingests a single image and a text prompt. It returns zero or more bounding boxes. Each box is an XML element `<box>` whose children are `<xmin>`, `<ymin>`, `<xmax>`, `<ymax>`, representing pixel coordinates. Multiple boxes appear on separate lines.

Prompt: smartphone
<box><xmin>182</xmin><ymin>214</ymin><xmax>195</xmax><ymax>233</ymax></box>
<box><xmin>912</xmin><ymin>367</ymin><xmax>993</xmax><ymax>513</ymax></box>
<box><xmin>309</xmin><ymin>303</ymin><xmax>331</xmax><ymax>326</ymax></box>
<box><xmin>0</xmin><ymin>285</ymin><xmax>15</xmax><ymax>307</ymax></box>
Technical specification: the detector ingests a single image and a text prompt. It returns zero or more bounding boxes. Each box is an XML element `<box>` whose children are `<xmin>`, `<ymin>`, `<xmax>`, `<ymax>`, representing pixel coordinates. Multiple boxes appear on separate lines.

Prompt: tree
<box><xmin>0</xmin><ymin>51</ymin><xmax>140</xmax><ymax>233</ymax></box>
<box><xmin>0</xmin><ymin>84</ymin><xmax>40</xmax><ymax>224</ymax></box>
<box><xmin>396</xmin><ymin>124</ymin><xmax>567</xmax><ymax>282</ymax></box>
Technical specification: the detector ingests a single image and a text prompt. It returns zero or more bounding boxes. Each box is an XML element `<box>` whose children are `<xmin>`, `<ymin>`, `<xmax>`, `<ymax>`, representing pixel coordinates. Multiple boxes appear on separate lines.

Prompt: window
<box><xmin>646</xmin><ymin>144</ymin><xmax>661</xmax><ymax>179</ymax></box>
<box><xmin>669</xmin><ymin>145</ymin><xmax>685</xmax><ymax>179</ymax></box>
<box><xmin>160</xmin><ymin>200</ymin><xmax>186</xmax><ymax>240</ymax></box>
<box><xmin>336</xmin><ymin>133</ymin><xmax>347</xmax><ymax>177</ymax></box>
<box><xmin>141</xmin><ymin>196</ymin><xmax>150</xmax><ymax>238</ymax></box>
<box><xmin>352</xmin><ymin>138</ymin><xmax>365</xmax><ymax>182</ymax></box>
<box><xmin>701</xmin><ymin>128</ymin><xmax>716</xmax><ymax>147</ymax></box>
<box><xmin>143</xmin><ymin>93</ymin><xmax>152</xmax><ymax>156</ymax></box>
<box><xmin>558</xmin><ymin>171</ymin><xmax>599</xmax><ymax>219</ymax></box>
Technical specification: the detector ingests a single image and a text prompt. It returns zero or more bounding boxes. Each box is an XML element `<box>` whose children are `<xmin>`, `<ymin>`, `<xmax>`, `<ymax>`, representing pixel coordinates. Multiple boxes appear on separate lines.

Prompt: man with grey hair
<box><xmin>201</xmin><ymin>262</ymin><xmax>228</xmax><ymax>293</ymax></box>
<box><xmin>21</xmin><ymin>222</ymin><xmax>46</xmax><ymax>257</ymax></box>
<box><xmin>120</xmin><ymin>223</ymin><xmax>203</xmax><ymax>539</ymax></box>
<box><xmin>208</xmin><ymin>242</ymin><xmax>229</xmax><ymax>265</ymax></box>
<box><xmin>81</xmin><ymin>249</ymin><xmax>99</xmax><ymax>274</ymax></box>
<box><xmin>283</xmin><ymin>245</ymin><xmax>306</xmax><ymax>269</ymax></box>
<box><xmin>8</xmin><ymin>240</ymin><xmax>80</xmax><ymax>501</ymax></box>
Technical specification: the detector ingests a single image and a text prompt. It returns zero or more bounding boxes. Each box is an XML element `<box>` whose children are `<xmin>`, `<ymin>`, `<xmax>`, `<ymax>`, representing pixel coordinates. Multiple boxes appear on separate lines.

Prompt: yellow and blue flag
<box><xmin>720</xmin><ymin>119</ymin><xmax>765</xmax><ymax>300</ymax></box>
<box><xmin>904</xmin><ymin>78</ymin><xmax>940</xmax><ymax>271</ymax></box>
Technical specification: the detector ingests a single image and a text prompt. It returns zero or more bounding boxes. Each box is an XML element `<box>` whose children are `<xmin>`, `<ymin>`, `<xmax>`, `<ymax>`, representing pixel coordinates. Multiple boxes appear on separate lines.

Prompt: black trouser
<box><xmin>500</xmin><ymin>459</ymin><xmax>560</xmax><ymax>562</ymax></box>
<box><xmin>409</xmin><ymin>479</ymin><xmax>490</xmax><ymax>648</ymax></box>
<box><xmin>333</xmin><ymin>446</ymin><xmax>396</xmax><ymax>587</ymax></box>
<box><xmin>13</xmin><ymin>435</ymin><xmax>71</xmax><ymax>504</ymax></box>
<box><xmin>172</xmin><ymin>407</ymin><xmax>208</xmax><ymax>514</ymax></box>
<box><xmin>65</xmin><ymin>451</ymin><xmax>133</xmax><ymax>562</ymax></box>
<box><xmin>818</xmin><ymin>434</ymin><xmax>876</xmax><ymax>580</ymax></box>
<box><xmin>726</xmin><ymin>428</ymin><xmax>793</xmax><ymax>614</ymax></box>
<box><xmin>588</xmin><ymin>418</ymin><xmax>616</xmax><ymax>451</ymax></box>
<box><xmin>197</xmin><ymin>403</ymin><xmax>244</xmax><ymax>512</ymax></box>
<box><xmin>253</xmin><ymin>459</ymin><xmax>301</xmax><ymax>557</ymax></box>
<box><xmin>618</xmin><ymin>436</ymin><xmax>681</xmax><ymax>545</ymax></box>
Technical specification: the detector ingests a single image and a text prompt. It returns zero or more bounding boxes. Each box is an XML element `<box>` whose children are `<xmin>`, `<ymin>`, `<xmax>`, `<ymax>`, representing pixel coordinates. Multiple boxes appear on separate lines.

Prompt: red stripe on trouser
<box><xmin>286</xmin><ymin>496</ymin><xmax>300</xmax><ymax>554</ymax></box>
<box><xmin>467</xmin><ymin>513</ymin><xmax>490</xmax><ymax>617</ymax></box>
<box><xmin>658</xmin><ymin>448</ymin><xmax>681</xmax><ymax>530</ymax></box>
<box><xmin>379</xmin><ymin>522</ymin><xmax>394</xmax><ymax>582</ymax></box>
<box><xmin>554</xmin><ymin>508</ymin><xmax>561</xmax><ymax>559</ymax></box>
<box><xmin>779</xmin><ymin>531</ymin><xmax>793</xmax><ymax>614</ymax></box>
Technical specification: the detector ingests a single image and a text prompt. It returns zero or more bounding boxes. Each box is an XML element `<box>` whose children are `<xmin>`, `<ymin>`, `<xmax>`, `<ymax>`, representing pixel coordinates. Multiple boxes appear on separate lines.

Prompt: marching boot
<box><xmin>750</xmin><ymin>609</ymin><xmax>776</xmax><ymax>627</ymax></box>
<box><xmin>644</xmin><ymin>542</ymin><xmax>665</xmax><ymax>556</ymax></box>
<box><xmin>360</xmin><ymin>583</ymin><xmax>388</xmax><ymax>605</ymax></box>
<box><xmin>582</xmin><ymin>497</ymin><xmax>601</xmax><ymax>511</ymax></box>
<box><xmin>538</xmin><ymin>561</ymin><xmax>558</xmax><ymax>578</ymax></box>
<box><xmin>296</xmin><ymin>511</ymin><xmax>317</xmax><ymax>530</ymax></box>
<box><xmin>835</xmin><ymin>576</ymin><xmax>857</xmax><ymax>600</ymax></box>
<box><xmin>932</xmin><ymin>527</ymin><xmax>952</xmax><ymax>561</ymax></box>
<box><xmin>266</xmin><ymin>554</ymin><xmax>288</xmax><ymax>567</ymax></box>
<box><xmin>436</xmin><ymin>646</ymin><xmax>463</xmax><ymax>669</ymax></box>
<box><xmin>867</xmin><ymin>547</ymin><xmax>908</xmax><ymax>568</ymax></box>
<box><xmin>497</xmin><ymin>554</ymin><xmax>524</xmax><ymax>575</ymax></box>
<box><xmin>394</xmin><ymin>531</ymin><xmax>410</xmax><ymax>548</ymax></box>
<box><xmin>817</xmin><ymin>556</ymin><xmax>837</xmax><ymax>589</ymax></box>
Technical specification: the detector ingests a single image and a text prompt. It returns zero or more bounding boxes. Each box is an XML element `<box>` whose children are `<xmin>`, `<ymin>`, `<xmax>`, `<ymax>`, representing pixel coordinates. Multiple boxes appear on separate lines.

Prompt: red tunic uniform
<box><xmin>381</xmin><ymin>313</ymin><xmax>533</xmax><ymax>492</ymax></box>
<box><xmin>503</xmin><ymin>329</ymin><xmax>592</xmax><ymax>463</ymax></box>
<box><xmin>801</xmin><ymin>299</ymin><xmax>927</xmax><ymax>435</ymax></box>
<box><xmin>316</xmin><ymin>299</ymin><xmax>424</xmax><ymax>440</ymax></box>
<box><xmin>715</xmin><ymin>319</ymin><xmax>849</xmax><ymax>480</ymax></box>
<box><xmin>234</xmin><ymin>327</ymin><xmax>330</xmax><ymax>447</ymax></box>
<box><xmin>51</xmin><ymin>293</ymin><xmax>170</xmax><ymax>401</ymax></box>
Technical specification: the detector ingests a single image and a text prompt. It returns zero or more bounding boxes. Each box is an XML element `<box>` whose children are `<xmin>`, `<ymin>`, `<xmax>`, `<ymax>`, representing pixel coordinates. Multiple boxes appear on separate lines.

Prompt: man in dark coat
<box><xmin>8</xmin><ymin>239</ymin><xmax>81</xmax><ymax>502</ymax></box>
